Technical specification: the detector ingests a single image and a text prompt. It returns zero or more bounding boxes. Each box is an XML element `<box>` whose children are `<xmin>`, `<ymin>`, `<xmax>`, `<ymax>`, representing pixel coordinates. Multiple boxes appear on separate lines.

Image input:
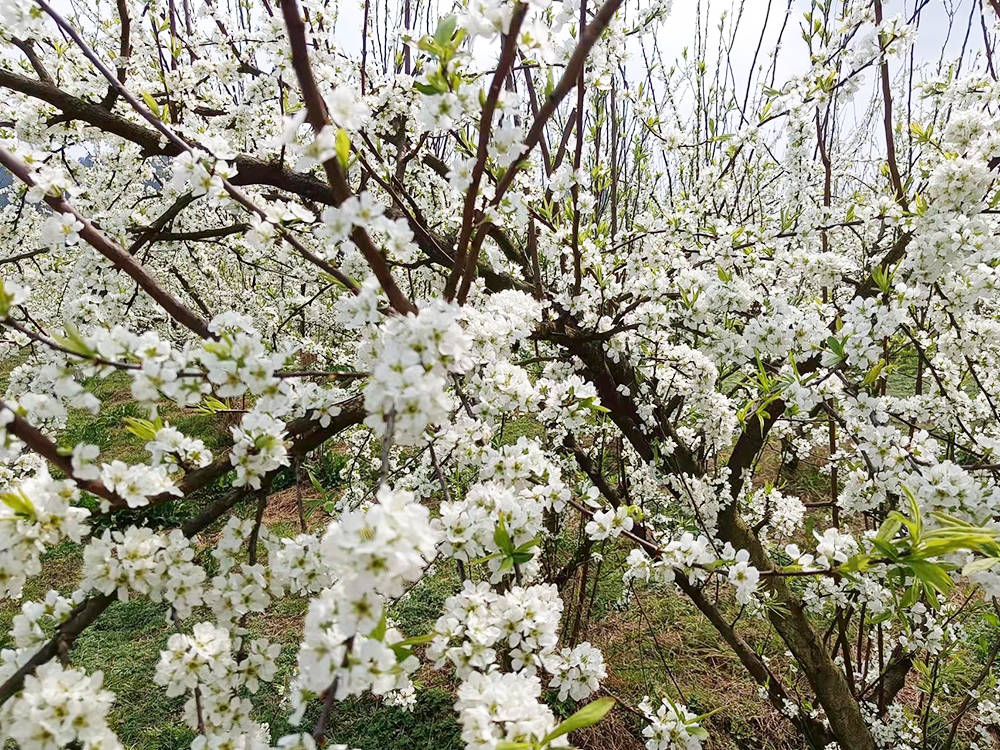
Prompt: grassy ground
<box><xmin>0</xmin><ymin>541</ymin><xmax>466</xmax><ymax>749</ymax></box>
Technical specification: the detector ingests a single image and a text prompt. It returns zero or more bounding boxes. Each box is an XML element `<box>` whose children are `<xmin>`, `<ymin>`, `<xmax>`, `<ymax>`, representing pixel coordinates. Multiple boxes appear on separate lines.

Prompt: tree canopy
<box><xmin>2</xmin><ymin>1</ymin><xmax>1000</xmax><ymax>749</ymax></box>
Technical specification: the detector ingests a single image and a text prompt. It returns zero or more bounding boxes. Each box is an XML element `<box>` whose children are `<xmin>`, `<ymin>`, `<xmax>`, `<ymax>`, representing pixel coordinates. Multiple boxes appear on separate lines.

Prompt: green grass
<box><xmin>390</xmin><ymin>568</ymin><xmax>459</xmax><ymax>636</ymax></box>
<box><xmin>72</xmin><ymin>599</ymin><xmax>193</xmax><ymax>748</ymax></box>
<box><xmin>324</xmin><ymin>689</ymin><xmax>462</xmax><ymax>750</ymax></box>
<box><xmin>0</xmin><ymin>541</ymin><xmax>81</xmax><ymax>635</ymax></box>
<box><xmin>61</xmin><ymin>372</ymin><xmax>231</xmax><ymax>466</ymax></box>
<box><xmin>497</xmin><ymin>414</ymin><xmax>546</xmax><ymax>446</ymax></box>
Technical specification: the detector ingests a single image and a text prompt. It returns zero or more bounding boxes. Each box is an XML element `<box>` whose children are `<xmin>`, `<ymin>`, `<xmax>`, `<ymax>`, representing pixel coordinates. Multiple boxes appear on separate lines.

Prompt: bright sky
<box><xmin>326</xmin><ymin>0</ymin><xmax>989</xmax><ymax>78</ymax></box>
<box><xmin>39</xmin><ymin>0</ymin><xmax>991</xmax><ymax>93</ymax></box>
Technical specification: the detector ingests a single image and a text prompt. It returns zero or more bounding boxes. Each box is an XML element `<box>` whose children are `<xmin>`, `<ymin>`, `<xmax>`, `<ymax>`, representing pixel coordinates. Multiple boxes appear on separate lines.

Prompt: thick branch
<box><xmin>0</xmin><ymin>67</ymin><xmax>336</xmax><ymax>205</ymax></box>
<box><xmin>0</xmin><ymin>395</ymin><xmax>365</xmax><ymax>705</ymax></box>
<box><xmin>278</xmin><ymin>0</ymin><xmax>415</xmax><ymax>314</ymax></box>
<box><xmin>0</xmin><ymin>146</ymin><xmax>212</xmax><ymax>338</ymax></box>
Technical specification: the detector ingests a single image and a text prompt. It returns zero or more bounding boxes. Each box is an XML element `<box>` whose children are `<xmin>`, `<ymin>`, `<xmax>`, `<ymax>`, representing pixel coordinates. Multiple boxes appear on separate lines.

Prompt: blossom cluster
<box><xmin>361</xmin><ymin>302</ymin><xmax>472</xmax><ymax>445</ymax></box>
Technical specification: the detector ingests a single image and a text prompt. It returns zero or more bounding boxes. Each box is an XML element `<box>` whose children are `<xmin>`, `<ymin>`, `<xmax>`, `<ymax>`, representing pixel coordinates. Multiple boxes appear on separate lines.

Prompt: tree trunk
<box><xmin>717</xmin><ymin>506</ymin><xmax>875</xmax><ymax>750</ymax></box>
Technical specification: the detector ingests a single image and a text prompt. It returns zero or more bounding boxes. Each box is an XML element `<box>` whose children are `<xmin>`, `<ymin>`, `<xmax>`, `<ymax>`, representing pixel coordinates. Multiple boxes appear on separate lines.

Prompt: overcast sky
<box><xmin>325</xmin><ymin>0</ymin><xmax>989</xmax><ymax>79</ymax></box>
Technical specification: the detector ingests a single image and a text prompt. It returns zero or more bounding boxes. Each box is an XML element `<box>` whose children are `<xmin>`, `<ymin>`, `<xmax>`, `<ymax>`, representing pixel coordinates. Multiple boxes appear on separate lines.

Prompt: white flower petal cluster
<box><xmin>169</xmin><ymin>151</ymin><xmax>234</xmax><ymax>201</ymax></box>
<box><xmin>0</xmin><ymin>0</ymin><xmax>45</xmax><ymax>39</ymax></box>
<box><xmin>315</xmin><ymin>194</ymin><xmax>414</xmax><ymax>265</ymax></box>
<box><xmin>468</xmin><ymin>361</ymin><xmax>538</xmax><ymax>416</ymax></box>
<box><xmin>927</xmin><ymin>156</ymin><xmax>993</xmax><ymax>212</ymax></box>
<box><xmin>334</xmin><ymin>276</ymin><xmax>383</xmax><ymax>329</ymax></box>
<box><xmin>362</xmin><ymin>301</ymin><xmax>472</xmax><ymax>445</ymax></box>
<box><xmin>40</xmin><ymin>212</ymin><xmax>84</xmax><ymax>247</ymax></box>
<box><xmin>428</xmin><ymin>581</ymin><xmax>564</xmax><ymax>676</ymax></box>
<box><xmin>200</xmin><ymin>314</ymin><xmax>291</xmax><ymax>401</ymax></box>
<box><xmin>0</xmin><ymin>277</ymin><xmax>29</xmax><ymax>319</ymax></box>
<box><xmin>639</xmin><ymin>695</ymin><xmax>707</xmax><ymax>750</ymax></box>
<box><xmin>99</xmin><ymin>459</ymin><xmax>180</xmax><ymax>508</ymax></box>
<box><xmin>727</xmin><ymin>550</ymin><xmax>761</xmax><ymax>605</ymax></box>
<box><xmin>294</xmin><ymin>585</ymin><xmax>418</xmax><ymax>705</ymax></box>
<box><xmin>623</xmin><ymin>536</ymin><xmax>762</xmax><ymax>605</ymax></box>
<box><xmin>813</xmin><ymin>527</ymin><xmax>859</xmax><ymax>568</ymax></box>
<box><xmin>320</xmin><ymin>486</ymin><xmax>438</xmax><ymax>597</ymax></box>
<box><xmin>0</xmin><ymin>663</ymin><xmax>122</xmax><ymax>750</ymax></box>
<box><xmin>479</xmin><ymin>437</ymin><xmax>571</xmax><ymax>510</ymax></box>
<box><xmin>744</xmin><ymin>486</ymin><xmax>805</xmax><ymax>541</ymax></box>
<box><xmin>455</xmin><ymin>670</ymin><xmax>568</xmax><ymax>750</ymax></box>
<box><xmin>205</xmin><ymin>562</ymin><xmax>273</xmax><ymax>628</ymax></box>
<box><xmin>80</xmin><ymin>527</ymin><xmax>204</xmax><ymax>614</ymax></box>
<box><xmin>436</xmin><ymin>481</ymin><xmax>548</xmax><ymax>580</ymax></box>
<box><xmin>156</xmin><ymin>622</ymin><xmax>236</xmax><ymax>699</ymax></box>
<box><xmin>545</xmin><ymin>641</ymin><xmax>606</xmax><ymax>701</ymax></box>
<box><xmin>24</xmin><ymin>163</ymin><xmax>72</xmax><ymax>203</ymax></box>
<box><xmin>650</xmin><ymin>532</ymin><xmax>717</xmax><ymax>585</ymax></box>
<box><xmin>290</xmin><ymin>487</ymin><xmax>438</xmax><ymax>714</ymax></box>
<box><xmin>464</xmin><ymin>290</ymin><xmax>543</xmax><ymax>359</ymax></box>
<box><xmin>271</xmin><ymin>532</ymin><xmax>333</xmax><ymax>595</ymax></box>
<box><xmin>0</xmin><ymin>467</ymin><xmax>90</xmax><ymax>598</ymax></box>
<box><xmin>146</xmin><ymin>424</ymin><xmax>213</xmax><ymax>469</ymax></box>
<box><xmin>230</xmin><ymin>411</ymin><xmax>290</xmax><ymax>489</ymax></box>
<box><xmin>585</xmin><ymin>505</ymin><xmax>634</xmax><ymax>541</ymax></box>
<box><xmin>537</xmin><ymin>374</ymin><xmax>602</xmax><ymax>432</ymax></box>
<box><xmin>9</xmin><ymin>590</ymin><xmax>76</xmax><ymax>652</ymax></box>
<box><xmin>156</xmin><ymin>622</ymin><xmax>281</xmax><ymax>741</ymax></box>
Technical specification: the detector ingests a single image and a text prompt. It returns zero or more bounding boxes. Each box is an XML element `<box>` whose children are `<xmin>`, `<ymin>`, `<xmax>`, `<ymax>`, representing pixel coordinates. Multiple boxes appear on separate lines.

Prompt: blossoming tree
<box><xmin>2</xmin><ymin>0</ymin><xmax>1000</xmax><ymax>748</ymax></box>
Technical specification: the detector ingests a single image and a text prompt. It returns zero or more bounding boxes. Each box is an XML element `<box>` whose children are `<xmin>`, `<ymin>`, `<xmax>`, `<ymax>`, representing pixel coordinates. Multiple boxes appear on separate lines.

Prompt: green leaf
<box><xmin>963</xmin><ymin>557</ymin><xmax>1000</xmax><ymax>576</ymax></box>
<box><xmin>824</xmin><ymin>336</ymin><xmax>845</xmax><ymax>360</ymax></box>
<box><xmin>414</xmin><ymin>81</ymin><xmax>445</xmax><ymax>95</ymax></box>
<box><xmin>579</xmin><ymin>396</ymin><xmax>610</xmax><ymax>414</ymax></box>
<box><xmin>0</xmin><ymin>277</ymin><xmax>17</xmax><ymax>318</ymax></box>
<box><xmin>875</xmin><ymin>515</ymin><xmax>903</xmax><ymax>543</ymax></box>
<box><xmin>515</xmin><ymin>536</ymin><xmax>541</xmax><ymax>554</ymax></box>
<box><xmin>837</xmin><ymin>553</ymin><xmax>872</xmax><ymax>574</ymax></box>
<box><xmin>416</xmin><ymin>36</ymin><xmax>435</xmax><ymax>53</ymax></box>
<box><xmin>434</xmin><ymin>14</ymin><xmax>457</xmax><ymax>46</ymax></box>
<box><xmin>906</xmin><ymin>559</ymin><xmax>954</xmax><ymax>595</ymax></box>
<box><xmin>390</xmin><ymin>643</ymin><xmax>416</xmax><ymax>663</ymax></box>
<box><xmin>0</xmin><ymin>488</ymin><xmax>35</xmax><ymax>520</ymax></box>
<box><xmin>307</xmin><ymin>468</ymin><xmax>326</xmax><ymax>497</ymax></box>
<box><xmin>690</xmin><ymin>706</ymin><xmax>724</xmax><ymax>723</ymax></box>
<box><xmin>335</xmin><ymin>128</ymin><xmax>351</xmax><ymax>171</ymax></box>
<box><xmin>902</xmin><ymin>487</ymin><xmax>923</xmax><ymax>537</ymax></box>
<box><xmin>493</xmin><ymin>513</ymin><xmax>515</xmax><ymax>555</ymax></box>
<box><xmin>394</xmin><ymin>633</ymin><xmax>435</xmax><ymax>648</ymax></box>
<box><xmin>141</xmin><ymin>91</ymin><xmax>161</xmax><ymax>119</ymax></box>
<box><xmin>542</xmin><ymin>697</ymin><xmax>615</xmax><ymax>743</ymax></box>
<box><xmin>196</xmin><ymin>396</ymin><xmax>230</xmax><ymax>414</ymax></box>
<box><xmin>123</xmin><ymin>416</ymin><xmax>161</xmax><ymax>442</ymax></box>
<box><xmin>869</xmin><ymin>537</ymin><xmax>900</xmax><ymax>560</ymax></box>
<box><xmin>862</xmin><ymin>360</ymin><xmax>886</xmax><ymax>386</ymax></box>
<box><xmin>887</xmin><ymin>510</ymin><xmax>919</xmax><ymax>538</ymax></box>
<box><xmin>901</xmin><ymin>581</ymin><xmax>921</xmax><ymax>607</ymax></box>
<box><xmin>53</xmin><ymin>319</ymin><xmax>96</xmax><ymax>358</ymax></box>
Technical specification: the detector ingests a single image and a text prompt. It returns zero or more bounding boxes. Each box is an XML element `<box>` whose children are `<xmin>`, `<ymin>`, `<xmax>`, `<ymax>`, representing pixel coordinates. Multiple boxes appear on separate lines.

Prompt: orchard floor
<box><xmin>0</xmin><ymin>369</ymin><xmax>994</xmax><ymax>749</ymax></box>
